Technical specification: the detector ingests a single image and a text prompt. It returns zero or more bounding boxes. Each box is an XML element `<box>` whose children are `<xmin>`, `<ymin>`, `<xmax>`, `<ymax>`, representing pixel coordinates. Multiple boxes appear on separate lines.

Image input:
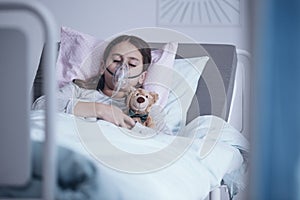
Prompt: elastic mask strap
<box><xmin>106</xmin><ymin>66</ymin><xmax>143</xmax><ymax>79</ymax></box>
<box><xmin>106</xmin><ymin>67</ymin><xmax>115</xmax><ymax>76</ymax></box>
<box><xmin>128</xmin><ymin>72</ymin><xmax>143</xmax><ymax>79</ymax></box>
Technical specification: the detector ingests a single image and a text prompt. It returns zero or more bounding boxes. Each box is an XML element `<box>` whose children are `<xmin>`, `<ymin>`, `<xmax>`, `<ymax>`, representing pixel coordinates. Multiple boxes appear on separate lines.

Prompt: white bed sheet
<box><xmin>30</xmin><ymin>110</ymin><xmax>249</xmax><ymax>200</ymax></box>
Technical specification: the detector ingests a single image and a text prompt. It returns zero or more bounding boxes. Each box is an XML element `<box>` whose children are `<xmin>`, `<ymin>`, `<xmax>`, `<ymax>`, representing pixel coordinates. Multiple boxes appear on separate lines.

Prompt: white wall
<box><xmin>39</xmin><ymin>0</ymin><xmax>250</xmax><ymax>51</ymax></box>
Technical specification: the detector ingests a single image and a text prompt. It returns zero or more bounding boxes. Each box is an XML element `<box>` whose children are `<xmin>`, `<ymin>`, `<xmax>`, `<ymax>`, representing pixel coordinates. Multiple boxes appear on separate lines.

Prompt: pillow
<box><xmin>143</xmin><ymin>42</ymin><xmax>178</xmax><ymax>108</ymax></box>
<box><xmin>56</xmin><ymin>26</ymin><xmax>177</xmax><ymax>108</ymax></box>
<box><xmin>56</xmin><ymin>26</ymin><xmax>107</xmax><ymax>88</ymax></box>
<box><xmin>163</xmin><ymin>56</ymin><xmax>209</xmax><ymax>134</ymax></box>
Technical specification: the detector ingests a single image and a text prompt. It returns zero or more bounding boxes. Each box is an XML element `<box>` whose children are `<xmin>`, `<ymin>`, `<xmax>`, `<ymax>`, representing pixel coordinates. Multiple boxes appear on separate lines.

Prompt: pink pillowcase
<box><xmin>56</xmin><ymin>26</ymin><xmax>178</xmax><ymax>108</ymax></box>
<box><xmin>56</xmin><ymin>26</ymin><xmax>107</xmax><ymax>88</ymax></box>
<box><xmin>143</xmin><ymin>42</ymin><xmax>178</xmax><ymax>108</ymax></box>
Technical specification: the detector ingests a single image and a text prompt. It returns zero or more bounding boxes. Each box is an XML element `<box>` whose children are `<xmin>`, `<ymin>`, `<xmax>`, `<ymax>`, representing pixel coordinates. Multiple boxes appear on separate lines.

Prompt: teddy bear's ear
<box><xmin>129</xmin><ymin>86</ymin><xmax>137</xmax><ymax>93</ymax></box>
<box><xmin>150</xmin><ymin>92</ymin><xmax>159</xmax><ymax>104</ymax></box>
<box><xmin>126</xmin><ymin>88</ymin><xmax>136</xmax><ymax>107</ymax></box>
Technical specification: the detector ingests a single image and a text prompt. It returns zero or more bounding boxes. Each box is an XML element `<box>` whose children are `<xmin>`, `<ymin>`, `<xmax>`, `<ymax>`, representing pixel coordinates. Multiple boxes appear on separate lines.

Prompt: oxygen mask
<box><xmin>106</xmin><ymin>61</ymin><xmax>144</xmax><ymax>97</ymax></box>
<box><xmin>106</xmin><ymin>62</ymin><xmax>130</xmax><ymax>96</ymax></box>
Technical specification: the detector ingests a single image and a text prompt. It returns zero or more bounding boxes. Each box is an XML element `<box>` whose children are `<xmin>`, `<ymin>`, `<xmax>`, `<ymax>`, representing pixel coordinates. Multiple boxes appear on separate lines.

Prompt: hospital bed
<box><xmin>0</xmin><ymin>1</ymin><xmax>250</xmax><ymax>200</ymax></box>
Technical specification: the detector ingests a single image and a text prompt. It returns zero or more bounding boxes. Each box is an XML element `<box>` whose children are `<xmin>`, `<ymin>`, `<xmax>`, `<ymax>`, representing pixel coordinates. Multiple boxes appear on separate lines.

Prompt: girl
<box><xmin>33</xmin><ymin>35</ymin><xmax>152</xmax><ymax>129</ymax></box>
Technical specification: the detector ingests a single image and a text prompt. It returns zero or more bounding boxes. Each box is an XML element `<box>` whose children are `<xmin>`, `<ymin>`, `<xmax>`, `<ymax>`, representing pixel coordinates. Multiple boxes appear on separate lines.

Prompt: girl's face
<box><xmin>103</xmin><ymin>41</ymin><xmax>146</xmax><ymax>91</ymax></box>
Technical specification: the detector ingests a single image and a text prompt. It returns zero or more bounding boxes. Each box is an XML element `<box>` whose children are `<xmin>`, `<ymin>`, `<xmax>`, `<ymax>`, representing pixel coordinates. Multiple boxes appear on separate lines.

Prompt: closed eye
<box><xmin>129</xmin><ymin>64</ymin><xmax>137</xmax><ymax>67</ymax></box>
<box><xmin>128</xmin><ymin>58</ymin><xmax>139</xmax><ymax>67</ymax></box>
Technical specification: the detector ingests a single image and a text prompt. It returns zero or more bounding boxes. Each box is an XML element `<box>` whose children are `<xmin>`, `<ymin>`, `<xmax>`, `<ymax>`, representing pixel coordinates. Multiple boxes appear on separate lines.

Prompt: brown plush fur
<box><xmin>126</xmin><ymin>88</ymin><xmax>159</xmax><ymax>128</ymax></box>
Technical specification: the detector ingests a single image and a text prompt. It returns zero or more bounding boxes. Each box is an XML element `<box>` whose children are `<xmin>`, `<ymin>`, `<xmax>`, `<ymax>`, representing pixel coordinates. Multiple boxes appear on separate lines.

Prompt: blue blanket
<box><xmin>0</xmin><ymin>141</ymin><xmax>101</xmax><ymax>200</ymax></box>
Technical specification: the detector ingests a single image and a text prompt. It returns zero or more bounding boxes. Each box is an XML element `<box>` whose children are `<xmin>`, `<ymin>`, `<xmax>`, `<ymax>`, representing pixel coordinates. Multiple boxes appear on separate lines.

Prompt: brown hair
<box><xmin>102</xmin><ymin>35</ymin><xmax>151</xmax><ymax>71</ymax></box>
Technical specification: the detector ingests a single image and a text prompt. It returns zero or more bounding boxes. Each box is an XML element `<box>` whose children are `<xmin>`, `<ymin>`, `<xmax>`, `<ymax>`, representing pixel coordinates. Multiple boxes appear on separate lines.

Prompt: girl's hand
<box><xmin>97</xmin><ymin>103</ymin><xmax>135</xmax><ymax>129</ymax></box>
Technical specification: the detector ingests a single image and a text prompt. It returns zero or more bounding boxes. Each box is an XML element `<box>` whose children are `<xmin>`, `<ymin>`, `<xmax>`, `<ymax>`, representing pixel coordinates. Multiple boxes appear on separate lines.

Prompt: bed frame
<box><xmin>32</xmin><ymin>42</ymin><xmax>250</xmax><ymax>200</ymax></box>
<box><xmin>0</xmin><ymin>1</ymin><xmax>58</xmax><ymax>199</ymax></box>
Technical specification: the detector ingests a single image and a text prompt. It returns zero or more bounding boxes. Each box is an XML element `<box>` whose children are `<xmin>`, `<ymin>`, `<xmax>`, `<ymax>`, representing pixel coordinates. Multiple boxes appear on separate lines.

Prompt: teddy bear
<box><xmin>126</xmin><ymin>88</ymin><xmax>159</xmax><ymax>128</ymax></box>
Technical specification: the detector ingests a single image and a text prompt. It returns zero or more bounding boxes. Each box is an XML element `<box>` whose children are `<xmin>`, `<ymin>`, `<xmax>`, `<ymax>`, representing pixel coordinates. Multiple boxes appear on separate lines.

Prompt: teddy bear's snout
<box><xmin>137</xmin><ymin>96</ymin><xmax>145</xmax><ymax>103</ymax></box>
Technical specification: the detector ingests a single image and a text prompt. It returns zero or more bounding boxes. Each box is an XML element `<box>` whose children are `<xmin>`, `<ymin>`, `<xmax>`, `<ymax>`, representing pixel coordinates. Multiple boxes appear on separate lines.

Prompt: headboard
<box><xmin>149</xmin><ymin>43</ymin><xmax>237</xmax><ymax>123</ymax></box>
<box><xmin>33</xmin><ymin>43</ymin><xmax>237</xmax><ymax>122</ymax></box>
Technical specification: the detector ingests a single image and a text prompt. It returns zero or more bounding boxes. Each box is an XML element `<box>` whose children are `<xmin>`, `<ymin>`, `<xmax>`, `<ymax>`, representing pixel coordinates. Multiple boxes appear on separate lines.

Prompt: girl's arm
<box><xmin>74</xmin><ymin>101</ymin><xmax>135</xmax><ymax>128</ymax></box>
<box><xmin>32</xmin><ymin>82</ymin><xmax>135</xmax><ymax>128</ymax></box>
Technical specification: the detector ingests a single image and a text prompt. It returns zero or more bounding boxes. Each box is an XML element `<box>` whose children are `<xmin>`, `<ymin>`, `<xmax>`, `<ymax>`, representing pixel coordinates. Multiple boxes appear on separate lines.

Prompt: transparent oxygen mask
<box><xmin>107</xmin><ymin>62</ymin><xmax>143</xmax><ymax>97</ymax></box>
<box><xmin>112</xmin><ymin>62</ymin><xmax>130</xmax><ymax>93</ymax></box>
<box><xmin>106</xmin><ymin>62</ymin><xmax>131</xmax><ymax>97</ymax></box>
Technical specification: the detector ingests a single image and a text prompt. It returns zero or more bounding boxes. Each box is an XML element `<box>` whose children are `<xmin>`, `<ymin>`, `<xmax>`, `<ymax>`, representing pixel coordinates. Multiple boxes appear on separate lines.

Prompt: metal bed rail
<box><xmin>0</xmin><ymin>1</ymin><xmax>57</xmax><ymax>199</ymax></box>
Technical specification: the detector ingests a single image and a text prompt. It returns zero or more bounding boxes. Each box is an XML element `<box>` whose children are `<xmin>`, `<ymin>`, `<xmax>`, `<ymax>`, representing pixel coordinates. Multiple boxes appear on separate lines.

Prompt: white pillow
<box><xmin>163</xmin><ymin>56</ymin><xmax>209</xmax><ymax>134</ymax></box>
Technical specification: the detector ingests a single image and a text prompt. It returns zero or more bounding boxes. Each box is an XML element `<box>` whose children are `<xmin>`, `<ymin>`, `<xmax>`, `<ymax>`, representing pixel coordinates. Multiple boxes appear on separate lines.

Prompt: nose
<box><xmin>137</xmin><ymin>97</ymin><xmax>145</xmax><ymax>103</ymax></box>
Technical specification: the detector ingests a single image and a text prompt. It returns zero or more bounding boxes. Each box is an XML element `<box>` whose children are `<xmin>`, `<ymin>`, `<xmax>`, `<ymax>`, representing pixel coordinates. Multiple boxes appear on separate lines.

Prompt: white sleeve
<box><xmin>57</xmin><ymin>83</ymin><xmax>81</xmax><ymax>114</ymax></box>
<box><xmin>32</xmin><ymin>83</ymin><xmax>80</xmax><ymax>114</ymax></box>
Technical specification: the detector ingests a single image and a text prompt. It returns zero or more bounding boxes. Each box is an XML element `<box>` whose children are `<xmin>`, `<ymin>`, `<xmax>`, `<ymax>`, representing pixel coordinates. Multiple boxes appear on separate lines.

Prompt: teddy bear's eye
<box><xmin>136</xmin><ymin>93</ymin><xmax>139</xmax><ymax>96</ymax></box>
<box><xmin>145</xmin><ymin>95</ymin><xmax>149</xmax><ymax>98</ymax></box>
